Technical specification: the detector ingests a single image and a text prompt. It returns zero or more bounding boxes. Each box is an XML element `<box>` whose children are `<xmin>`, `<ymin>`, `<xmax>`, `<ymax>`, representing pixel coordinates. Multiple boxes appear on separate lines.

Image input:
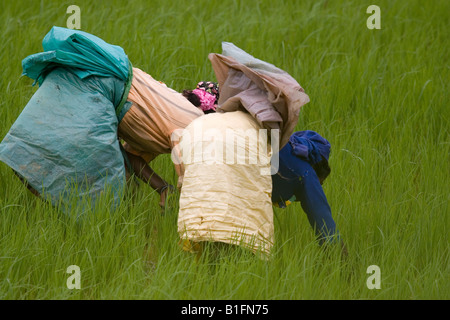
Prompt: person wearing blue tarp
<box><xmin>271</xmin><ymin>130</ymin><xmax>347</xmax><ymax>255</ymax></box>
<box><xmin>0</xmin><ymin>26</ymin><xmax>203</xmax><ymax>214</ymax></box>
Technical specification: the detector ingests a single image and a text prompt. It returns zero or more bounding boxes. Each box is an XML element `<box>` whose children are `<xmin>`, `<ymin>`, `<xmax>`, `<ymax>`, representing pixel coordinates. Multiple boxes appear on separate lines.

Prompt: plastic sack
<box><xmin>0</xmin><ymin>68</ymin><xmax>126</xmax><ymax>215</ymax></box>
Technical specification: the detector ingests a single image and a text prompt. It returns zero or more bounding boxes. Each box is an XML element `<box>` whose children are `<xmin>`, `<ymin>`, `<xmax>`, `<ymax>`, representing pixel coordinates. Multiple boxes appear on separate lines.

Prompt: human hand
<box><xmin>159</xmin><ymin>184</ymin><xmax>176</xmax><ymax>209</ymax></box>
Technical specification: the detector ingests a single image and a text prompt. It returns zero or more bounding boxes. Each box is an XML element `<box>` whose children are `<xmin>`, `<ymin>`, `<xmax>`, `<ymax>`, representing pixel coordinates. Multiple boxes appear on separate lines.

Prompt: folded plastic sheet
<box><xmin>0</xmin><ymin>68</ymin><xmax>126</xmax><ymax>215</ymax></box>
<box><xmin>178</xmin><ymin>111</ymin><xmax>274</xmax><ymax>258</ymax></box>
<box><xmin>208</xmin><ymin>42</ymin><xmax>310</xmax><ymax>148</ymax></box>
<box><xmin>22</xmin><ymin>26</ymin><xmax>130</xmax><ymax>85</ymax></box>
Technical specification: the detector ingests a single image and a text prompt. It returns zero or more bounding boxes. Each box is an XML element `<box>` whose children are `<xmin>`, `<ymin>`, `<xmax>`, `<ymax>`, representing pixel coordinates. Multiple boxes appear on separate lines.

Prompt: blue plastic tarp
<box><xmin>22</xmin><ymin>26</ymin><xmax>130</xmax><ymax>85</ymax></box>
<box><xmin>0</xmin><ymin>27</ymin><xmax>132</xmax><ymax>216</ymax></box>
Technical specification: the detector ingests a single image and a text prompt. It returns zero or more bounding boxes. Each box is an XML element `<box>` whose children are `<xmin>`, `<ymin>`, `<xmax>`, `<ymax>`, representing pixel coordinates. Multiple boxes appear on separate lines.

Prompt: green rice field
<box><xmin>0</xmin><ymin>0</ymin><xmax>448</xmax><ymax>300</ymax></box>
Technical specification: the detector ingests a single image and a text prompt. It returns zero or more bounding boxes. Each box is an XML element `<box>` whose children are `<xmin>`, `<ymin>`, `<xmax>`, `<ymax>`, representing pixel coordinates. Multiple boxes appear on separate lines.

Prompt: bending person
<box><xmin>272</xmin><ymin>130</ymin><xmax>347</xmax><ymax>255</ymax></box>
<box><xmin>0</xmin><ymin>27</ymin><xmax>203</xmax><ymax>211</ymax></box>
<box><xmin>177</xmin><ymin>111</ymin><xmax>275</xmax><ymax>259</ymax></box>
<box><xmin>118</xmin><ymin>67</ymin><xmax>203</xmax><ymax>206</ymax></box>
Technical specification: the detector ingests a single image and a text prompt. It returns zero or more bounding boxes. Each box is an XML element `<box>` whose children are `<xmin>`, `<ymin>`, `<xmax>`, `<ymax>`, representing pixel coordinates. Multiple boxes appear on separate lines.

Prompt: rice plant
<box><xmin>0</xmin><ymin>0</ymin><xmax>448</xmax><ymax>300</ymax></box>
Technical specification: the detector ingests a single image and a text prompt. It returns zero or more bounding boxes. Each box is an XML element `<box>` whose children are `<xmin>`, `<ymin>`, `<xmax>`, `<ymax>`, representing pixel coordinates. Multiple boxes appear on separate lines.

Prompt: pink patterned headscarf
<box><xmin>192</xmin><ymin>88</ymin><xmax>217</xmax><ymax>112</ymax></box>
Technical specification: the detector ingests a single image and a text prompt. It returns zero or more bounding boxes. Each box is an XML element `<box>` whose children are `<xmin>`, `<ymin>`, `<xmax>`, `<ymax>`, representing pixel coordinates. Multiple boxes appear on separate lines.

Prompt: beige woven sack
<box><xmin>177</xmin><ymin>111</ymin><xmax>274</xmax><ymax>258</ymax></box>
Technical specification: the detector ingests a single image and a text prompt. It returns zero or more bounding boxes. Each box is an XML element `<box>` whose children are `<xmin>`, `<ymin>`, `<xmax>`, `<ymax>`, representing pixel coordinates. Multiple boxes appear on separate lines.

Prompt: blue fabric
<box><xmin>0</xmin><ymin>27</ymin><xmax>134</xmax><ymax>217</ymax></box>
<box><xmin>0</xmin><ymin>68</ymin><xmax>126</xmax><ymax>217</ymax></box>
<box><xmin>288</xmin><ymin>130</ymin><xmax>331</xmax><ymax>165</ymax></box>
<box><xmin>272</xmin><ymin>132</ymin><xmax>339</xmax><ymax>244</ymax></box>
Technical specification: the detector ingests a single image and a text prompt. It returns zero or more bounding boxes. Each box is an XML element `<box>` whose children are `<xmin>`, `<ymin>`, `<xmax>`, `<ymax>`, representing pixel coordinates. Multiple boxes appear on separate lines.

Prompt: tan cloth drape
<box><xmin>208</xmin><ymin>42</ymin><xmax>310</xmax><ymax>148</ymax></box>
<box><xmin>118</xmin><ymin>67</ymin><xmax>203</xmax><ymax>179</ymax></box>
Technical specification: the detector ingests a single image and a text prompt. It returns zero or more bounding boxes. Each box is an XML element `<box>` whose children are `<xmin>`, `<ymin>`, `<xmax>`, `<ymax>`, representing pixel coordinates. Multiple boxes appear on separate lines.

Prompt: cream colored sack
<box><xmin>177</xmin><ymin>111</ymin><xmax>274</xmax><ymax>258</ymax></box>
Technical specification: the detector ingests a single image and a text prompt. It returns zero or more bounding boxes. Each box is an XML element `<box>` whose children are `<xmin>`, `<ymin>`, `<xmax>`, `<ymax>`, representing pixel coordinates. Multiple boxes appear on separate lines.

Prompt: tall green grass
<box><xmin>0</xmin><ymin>0</ymin><xmax>448</xmax><ymax>299</ymax></box>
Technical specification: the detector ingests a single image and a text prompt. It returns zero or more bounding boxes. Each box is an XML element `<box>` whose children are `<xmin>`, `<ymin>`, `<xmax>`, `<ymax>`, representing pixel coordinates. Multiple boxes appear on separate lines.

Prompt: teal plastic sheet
<box><xmin>0</xmin><ymin>26</ymin><xmax>134</xmax><ymax>215</ymax></box>
<box><xmin>0</xmin><ymin>68</ymin><xmax>127</xmax><ymax>216</ymax></box>
<box><xmin>22</xmin><ymin>26</ymin><xmax>130</xmax><ymax>85</ymax></box>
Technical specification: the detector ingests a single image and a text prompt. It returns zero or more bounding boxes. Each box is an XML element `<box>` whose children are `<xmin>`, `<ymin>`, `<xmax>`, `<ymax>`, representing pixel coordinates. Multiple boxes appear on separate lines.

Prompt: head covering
<box><xmin>208</xmin><ymin>42</ymin><xmax>310</xmax><ymax>148</ymax></box>
<box><xmin>196</xmin><ymin>81</ymin><xmax>219</xmax><ymax>103</ymax></box>
<box><xmin>192</xmin><ymin>88</ymin><xmax>217</xmax><ymax>112</ymax></box>
<box><xmin>288</xmin><ymin>130</ymin><xmax>331</xmax><ymax>164</ymax></box>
